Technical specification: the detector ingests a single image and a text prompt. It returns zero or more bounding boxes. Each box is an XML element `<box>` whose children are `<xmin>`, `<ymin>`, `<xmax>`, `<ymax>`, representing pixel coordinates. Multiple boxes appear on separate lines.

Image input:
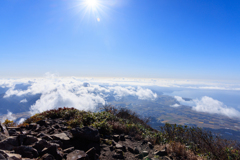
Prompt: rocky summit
<box><xmin>0</xmin><ymin>107</ymin><xmax>238</xmax><ymax>160</ymax></box>
<box><xmin>0</xmin><ymin>118</ymin><xmax>170</xmax><ymax>160</ymax></box>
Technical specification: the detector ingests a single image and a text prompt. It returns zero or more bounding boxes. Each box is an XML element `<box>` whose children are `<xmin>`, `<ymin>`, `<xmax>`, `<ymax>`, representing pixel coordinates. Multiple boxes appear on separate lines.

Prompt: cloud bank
<box><xmin>0</xmin><ymin>77</ymin><xmax>157</xmax><ymax>115</ymax></box>
<box><xmin>173</xmin><ymin>96</ymin><xmax>240</xmax><ymax>118</ymax></box>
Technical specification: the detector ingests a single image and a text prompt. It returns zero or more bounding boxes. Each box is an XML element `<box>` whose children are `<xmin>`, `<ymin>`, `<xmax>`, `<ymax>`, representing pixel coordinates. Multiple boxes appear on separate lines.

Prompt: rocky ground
<box><xmin>0</xmin><ymin>118</ymin><xmax>181</xmax><ymax>160</ymax></box>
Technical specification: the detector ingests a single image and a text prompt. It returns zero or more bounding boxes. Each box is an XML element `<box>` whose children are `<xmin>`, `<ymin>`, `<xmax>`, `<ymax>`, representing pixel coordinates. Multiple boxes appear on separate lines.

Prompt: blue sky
<box><xmin>1</xmin><ymin>0</ymin><xmax>240</xmax><ymax>80</ymax></box>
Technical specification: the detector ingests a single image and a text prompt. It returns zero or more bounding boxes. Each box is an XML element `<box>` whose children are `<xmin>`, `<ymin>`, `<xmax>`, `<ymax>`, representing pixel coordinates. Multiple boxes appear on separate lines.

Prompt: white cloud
<box><xmin>0</xmin><ymin>77</ymin><xmax>158</xmax><ymax>115</ymax></box>
<box><xmin>1</xmin><ymin>111</ymin><xmax>16</xmax><ymax>122</ymax></box>
<box><xmin>20</xmin><ymin>99</ymin><xmax>27</xmax><ymax>103</ymax></box>
<box><xmin>174</xmin><ymin>96</ymin><xmax>240</xmax><ymax>118</ymax></box>
<box><xmin>193</xmin><ymin>96</ymin><xmax>240</xmax><ymax>118</ymax></box>
<box><xmin>170</xmin><ymin>104</ymin><xmax>181</xmax><ymax>107</ymax></box>
<box><xmin>17</xmin><ymin>118</ymin><xmax>26</xmax><ymax>124</ymax></box>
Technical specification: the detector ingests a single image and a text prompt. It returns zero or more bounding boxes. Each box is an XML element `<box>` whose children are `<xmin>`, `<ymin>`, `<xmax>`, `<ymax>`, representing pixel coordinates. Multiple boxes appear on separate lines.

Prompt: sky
<box><xmin>1</xmin><ymin>0</ymin><xmax>240</xmax><ymax>80</ymax></box>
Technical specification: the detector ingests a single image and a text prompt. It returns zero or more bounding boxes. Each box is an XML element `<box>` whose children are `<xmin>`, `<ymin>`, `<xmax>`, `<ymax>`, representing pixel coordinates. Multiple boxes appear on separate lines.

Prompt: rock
<box><xmin>29</xmin><ymin>123</ymin><xmax>38</xmax><ymax>130</ymax></box>
<box><xmin>50</xmin><ymin>140</ymin><xmax>63</xmax><ymax>148</ymax></box>
<box><xmin>141</xmin><ymin>140</ymin><xmax>148</xmax><ymax>145</ymax></box>
<box><xmin>115</xmin><ymin>143</ymin><xmax>123</xmax><ymax>150</ymax></box>
<box><xmin>112</xmin><ymin>152</ymin><xmax>124</xmax><ymax>159</ymax></box>
<box><xmin>71</xmin><ymin>126</ymin><xmax>100</xmax><ymax>142</ymax></box>
<box><xmin>0</xmin><ymin>150</ymin><xmax>8</xmax><ymax>159</ymax></box>
<box><xmin>8</xmin><ymin>129</ymin><xmax>17</xmax><ymax>136</ymax></box>
<box><xmin>51</xmin><ymin>132</ymin><xmax>70</xmax><ymax>141</ymax></box>
<box><xmin>0</xmin><ymin>153</ymin><xmax>6</xmax><ymax>159</ymax></box>
<box><xmin>143</xmin><ymin>156</ymin><xmax>151</xmax><ymax>160</ymax></box>
<box><xmin>23</xmin><ymin>135</ymin><xmax>38</xmax><ymax>145</ymax></box>
<box><xmin>0</xmin><ymin>136</ymin><xmax>19</xmax><ymax>150</ymax></box>
<box><xmin>162</xmin><ymin>156</ymin><xmax>171</xmax><ymax>160</ymax></box>
<box><xmin>128</xmin><ymin>146</ymin><xmax>134</xmax><ymax>153</ymax></box>
<box><xmin>14</xmin><ymin>146</ymin><xmax>39</xmax><ymax>158</ymax></box>
<box><xmin>53</xmin><ymin>124</ymin><xmax>60</xmax><ymax>129</ymax></box>
<box><xmin>86</xmin><ymin>147</ymin><xmax>96</xmax><ymax>160</ymax></box>
<box><xmin>33</xmin><ymin>139</ymin><xmax>52</xmax><ymax>151</ymax></box>
<box><xmin>148</xmin><ymin>142</ymin><xmax>153</xmax><ymax>149</ymax></box>
<box><xmin>120</xmin><ymin>134</ymin><xmax>125</xmax><ymax>141</ymax></box>
<box><xmin>17</xmin><ymin>134</ymin><xmax>27</xmax><ymax>145</ymax></box>
<box><xmin>37</xmin><ymin>132</ymin><xmax>47</xmax><ymax>138</ymax></box>
<box><xmin>41</xmin><ymin>145</ymin><xmax>63</xmax><ymax>160</ymax></box>
<box><xmin>37</xmin><ymin>120</ymin><xmax>49</xmax><ymax>126</ymax></box>
<box><xmin>135</xmin><ymin>154</ymin><xmax>144</xmax><ymax>159</ymax></box>
<box><xmin>154</xmin><ymin>149</ymin><xmax>167</xmax><ymax>156</ymax></box>
<box><xmin>134</xmin><ymin>147</ymin><xmax>139</xmax><ymax>154</ymax></box>
<box><xmin>115</xmin><ymin>149</ymin><xmax>123</xmax><ymax>154</ymax></box>
<box><xmin>142</xmin><ymin>150</ymin><xmax>149</xmax><ymax>157</ymax></box>
<box><xmin>0</xmin><ymin>133</ymin><xmax>8</xmax><ymax>141</ymax></box>
<box><xmin>112</xmin><ymin>135</ymin><xmax>119</xmax><ymax>142</ymax></box>
<box><xmin>0</xmin><ymin>123</ymin><xmax>9</xmax><ymax>136</ymax></box>
<box><xmin>66</xmin><ymin>150</ymin><xmax>89</xmax><ymax>160</ymax></box>
<box><xmin>6</xmin><ymin>153</ymin><xmax>22</xmax><ymax>160</ymax></box>
<box><xmin>63</xmin><ymin>147</ymin><xmax>75</xmax><ymax>153</ymax></box>
<box><xmin>42</xmin><ymin>135</ymin><xmax>53</xmax><ymax>141</ymax></box>
<box><xmin>41</xmin><ymin>153</ymin><xmax>55</xmax><ymax>160</ymax></box>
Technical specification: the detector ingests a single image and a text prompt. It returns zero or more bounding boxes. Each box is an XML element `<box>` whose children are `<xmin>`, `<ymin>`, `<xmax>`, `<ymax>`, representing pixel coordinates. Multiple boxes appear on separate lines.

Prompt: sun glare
<box><xmin>85</xmin><ymin>0</ymin><xmax>98</xmax><ymax>8</ymax></box>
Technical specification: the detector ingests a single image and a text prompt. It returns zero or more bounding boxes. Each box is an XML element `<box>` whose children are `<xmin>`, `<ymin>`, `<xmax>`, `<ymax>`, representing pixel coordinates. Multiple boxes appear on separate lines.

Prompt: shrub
<box><xmin>3</xmin><ymin>119</ymin><xmax>16</xmax><ymax>127</ymax></box>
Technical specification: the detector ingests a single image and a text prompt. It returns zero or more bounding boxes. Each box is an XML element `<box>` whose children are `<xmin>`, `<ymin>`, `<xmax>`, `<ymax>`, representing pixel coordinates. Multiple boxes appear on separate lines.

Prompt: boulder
<box><xmin>37</xmin><ymin>120</ymin><xmax>49</xmax><ymax>126</ymax></box>
<box><xmin>41</xmin><ymin>153</ymin><xmax>55</xmax><ymax>160</ymax></box>
<box><xmin>66</xmin><ymin>150</ymin><xmax>89</xmax><ymax>160</ymax></box>
<box><xmin>23</xmin><ymin>135</ymin><xmax>38</xmax><ymax>145</ymax></box>
<box><xmin>112</xmin><ymin>135</ymin><xmax>119</xmax><ymax>142</ymax></box>
<box><xmin>33</xmin><ymin>139</ymin><xmax>52</xmax><ymax>151</ymax></box>
<box><xmin>148</xmin><ymin>142</ymin><xmax>153</xmax><ymax>149</ymax></box>
<box><xmin>0</xmin><ymin>133</ymin><xmax>8</xmax><ymax>141</ymax></box>
<box><xmin>71</xmin><ymin>127</ymin><xmax>100</xmax><ymax>142</ymax></box>
<box><xmin>86</xmin><ymin>147</ymin><xmax>96</xmax><ymax>160</ymax></box>
<box><xmin>0</xmin><ymin>136</ymin><xmax>19</xmax><ymax>150</ymax></box>
<box><xmin>6</xmin><ymin>153</ymin><xmax>22</xmax><ymax>160</ymax></box>
<box><xmin>51</xmin><ymin>132</ymin><xmax>70</xmax><ymax>141</ymax></box>
<box><xmin>41</xmin><ymin>145</ymin><xmax>63</xmax><ymax>160</ymax></box>
<box><xmin>154</xmin><ymin>149</ymin><xmax>167</xmax><ymax>156</ymax></box>
<box><xmin>0</xmin><ymin>123</ymin><xmax>9</xmax><ymax>136</ymax></box>
<box><xmin>115</xmin><ymin>143</ymin><xmax>123</xmax><ymax>150</ymax></box>
<box><xmin>14</xmin><ymin>146</ymin><xmax>39</xmax><ymax>158</ymax></box>
<box><xmin>63</xmin><ymin>147</ymin><xmax>75</xmax><ymax>154</ymax></box>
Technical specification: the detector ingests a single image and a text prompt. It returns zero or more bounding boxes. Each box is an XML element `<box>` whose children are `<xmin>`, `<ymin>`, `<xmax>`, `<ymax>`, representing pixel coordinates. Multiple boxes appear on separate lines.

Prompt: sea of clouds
<box><xmin>0</xmin><ymin>73</ymin><xmax>240</xmax><ymax>120</ymax></box>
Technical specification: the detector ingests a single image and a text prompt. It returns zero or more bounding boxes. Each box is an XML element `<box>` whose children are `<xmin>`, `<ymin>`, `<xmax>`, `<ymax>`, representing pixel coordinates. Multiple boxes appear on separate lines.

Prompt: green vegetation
<box><xmin>21</xmin><ymin>106</ymin><xmax>240</xmax><ymax>160</ymax></box>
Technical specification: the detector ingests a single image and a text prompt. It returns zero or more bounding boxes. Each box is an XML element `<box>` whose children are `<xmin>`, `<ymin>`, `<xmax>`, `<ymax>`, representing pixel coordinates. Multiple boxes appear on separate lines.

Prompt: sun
<box><xmin>85</xmin><ymin>0</ymin><xmax>99</xmax><ymax>8</ymax></box>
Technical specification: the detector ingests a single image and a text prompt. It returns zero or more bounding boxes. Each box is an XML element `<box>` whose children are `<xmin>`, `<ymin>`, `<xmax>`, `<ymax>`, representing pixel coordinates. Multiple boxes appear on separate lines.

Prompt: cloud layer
<box><xmin>0</xmin><ymin>77</ymin><xmax>157</xmax><ymax>115</ymax></box>
<box><xmin>173</xmin><ymin>96</ymin><xmax>240</xmax><ymax>118</ymax></box>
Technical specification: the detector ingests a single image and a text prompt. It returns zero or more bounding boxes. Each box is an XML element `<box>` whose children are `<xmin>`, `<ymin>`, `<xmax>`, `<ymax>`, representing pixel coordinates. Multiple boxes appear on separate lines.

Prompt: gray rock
<box><xmin>153</xmin><ymin>149</ymin><xmax>167</xmax><ymax>156</ymax></box>
<box><xmin>112</xmin><ymin>135</ymin><xmax>119</xmax><ymax>142</ymax></box>
<box><xmin>23</xmin><ymin>135</ymin><xmax>38</xmax><ymax>145</ymax></box>
<box><xmin>41</xmin><ymin>145</ymin><xmax>63</xmax><ymax>160</ymax></box>
<box><xmin>67</xmin><ymin>150</ymin><xmax>89</xmax><ymax>160</ymax></box>
<box><xmin>33</xmin><ymin>139</ymin><xmax>52</xmax><ymax>151</ymax></box>
<box><xmin>0</xmin><ymin>123</ymin><xmax>9</xmax><ymax>136</ymax></box>
<box><xmin>134</xmin><ymin>147</ymin><xmax>139</xmax><ymax>154</ymax></box>
<box><xmin>142</xmin><ymin>150</ymin><xmax>149</xmax><ymax>157</ymax></box>
<box><xmin>41</xmin><ymin>153</ymin><xmax>55</xmax><ymax>160</ymax></box>
<box><xmin>86</xmin><ymin>147</ymin><xmax>96</xmax><ymax>160</ymax></box>
<box><xmin>0</xmin><ymin>136</ymin><xmax>19</xmax><ymax>150</ymax></box>
<box><xmin>51</xmin><ymin>132</ymin><xmax>70</xmax><ymax>141</ymax></box>
<box><xmin>14</xmin><ymin>146</ymin><xmax>39</xmax><ymax>158</ymax></box>
<box><xmin>112</xmin><ymin>152</ymin><xmax>124</xmax><ymax>159</ymax></box>
<box><xmin>0</xmin><ymin>133</ymin><xmax>8</xmax><ymax>141</ymax></box>
<box><xmin>6</xmin><ymin>153</ymin><xmax>22</xmax><ymax>160</ymax></box>
<box><xmin>148</xmin><ymin>142</ymin><xmax>153</xmax><ymax>149</ymax></box>
<box><xmin>71</xmin><ymin>126</ymin><xmax>100</xmax><ymax>142</ymax></box>
<box><xmin>115</xmin><ymin>143</ymin><xmax>123</xmax><ymax>150</ymax></box>
<box><xmin>63</xmin><ymin>147</ymin><xmax>75</xmax><ymax>153</ymax></box>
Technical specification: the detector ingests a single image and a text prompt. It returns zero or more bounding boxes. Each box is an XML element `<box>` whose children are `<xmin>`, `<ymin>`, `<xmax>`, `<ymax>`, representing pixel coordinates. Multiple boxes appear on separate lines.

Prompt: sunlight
<box><xmin>85</xmin><ymin>0</ymin><xmax>99</xmax><ymax>9</ymax></box>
